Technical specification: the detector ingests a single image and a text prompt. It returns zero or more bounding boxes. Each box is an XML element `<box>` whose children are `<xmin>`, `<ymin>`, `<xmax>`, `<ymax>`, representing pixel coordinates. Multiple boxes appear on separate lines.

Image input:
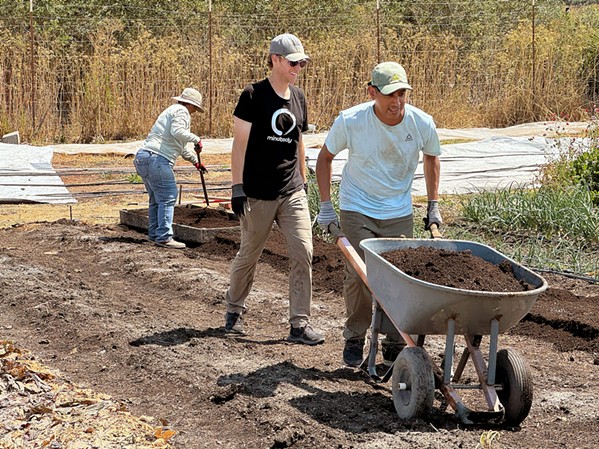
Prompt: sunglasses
<box><xmin>279</xmin><ymin>56</ymin><xmax>308</xmax><ymax>68</ymax></box>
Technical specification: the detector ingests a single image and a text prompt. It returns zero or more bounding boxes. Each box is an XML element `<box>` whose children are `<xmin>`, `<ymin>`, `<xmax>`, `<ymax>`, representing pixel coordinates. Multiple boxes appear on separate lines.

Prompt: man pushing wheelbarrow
<box><xmin>315</xmin><ymin>61</ymin><xmax>443</xmax><ymax>368</ymax></box>
<box><xmin>315</xmin><ymin>62</ymin><xmax>548</xmax><ymax>425</ymax></box>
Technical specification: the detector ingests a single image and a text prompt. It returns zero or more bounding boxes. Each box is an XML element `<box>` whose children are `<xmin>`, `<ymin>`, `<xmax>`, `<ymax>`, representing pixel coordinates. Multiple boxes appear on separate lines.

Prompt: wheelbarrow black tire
<box><xmin>495</xmin><ymin>348</ymin><xmax>534</xmax><ymax>426</ymax></box>
<box><xmin>392</xmin><ymin>347</ymin><xmax>435</xmax><ymax>420</ymax></box>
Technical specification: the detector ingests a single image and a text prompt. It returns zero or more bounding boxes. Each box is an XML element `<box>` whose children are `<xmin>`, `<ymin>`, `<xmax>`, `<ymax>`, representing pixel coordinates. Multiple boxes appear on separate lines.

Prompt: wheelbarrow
<box><xmin>331</xmin><ymin>226</ymin><xmax>548</xmax><ymax>426</ymax></box>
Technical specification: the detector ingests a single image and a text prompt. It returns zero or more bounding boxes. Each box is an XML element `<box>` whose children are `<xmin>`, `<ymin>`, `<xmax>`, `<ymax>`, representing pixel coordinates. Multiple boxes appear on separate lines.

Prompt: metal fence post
<box><xmin>376</xmin><ymin>0</ymin><xmax>381</xmax><ymax>63</ymax></box>
<box><xmin>29</xmin><ymin>0</ymin><xmax>36</xmax><ymax>134</ymax></box>
<box><xmin>208</xmin><ymin>0</ymin><xmax>213</xmax><ymax>137</ymax></box>
<box><xmin>532</xmin><ymin>0</ymin><xmax>536</xmax><ymax>118</ymax></box>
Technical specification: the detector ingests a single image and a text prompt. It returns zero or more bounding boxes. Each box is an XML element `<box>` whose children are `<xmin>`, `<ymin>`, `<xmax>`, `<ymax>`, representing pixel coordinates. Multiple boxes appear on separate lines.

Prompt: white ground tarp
<box><xmin>3</xmin><ymin>121</ymin><xmax>592</xmax><ymax>203</ymax></box>
<box><xmin>305</xmin><ymin>135</ymin><xmax>593</xmax><ymax>196</ymax></box>
<box><xmin>0</xmin><ymin>143</ymin><xmax>76</xmax><ymax>204</ymax></box>
<box><xmin>49</xmin><ymin>121</ymin><xmax>589</xmax><ymax>156</ymax></box>
<box><xmin>305</xmin><ymin>123</ymin><xmax>595</xmax><ymax>196</ymax></box>
<box><xmin>305</xmin><ymin>136</ymin><xmax>550</xmax><ymax>196</ymax></box>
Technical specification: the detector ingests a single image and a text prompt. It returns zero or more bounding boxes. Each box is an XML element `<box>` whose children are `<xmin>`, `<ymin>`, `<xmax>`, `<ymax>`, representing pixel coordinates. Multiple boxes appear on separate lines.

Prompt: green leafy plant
<box><xmin>460</xmin><ymin>183</ymin><xmax>598</xmax><ymax>242</ymax></box>
<box><xmin>126</xmin><ymin>172</ymin><xmax>142</xmax><ymax>183</ymax></box>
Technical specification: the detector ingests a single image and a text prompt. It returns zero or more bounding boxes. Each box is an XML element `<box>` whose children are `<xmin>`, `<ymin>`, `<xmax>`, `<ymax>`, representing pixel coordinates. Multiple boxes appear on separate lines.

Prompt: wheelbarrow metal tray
<box><xmin>360</xmin><ymin>238</ymin><xmax>548</xmax><ymax>336</ymax></box>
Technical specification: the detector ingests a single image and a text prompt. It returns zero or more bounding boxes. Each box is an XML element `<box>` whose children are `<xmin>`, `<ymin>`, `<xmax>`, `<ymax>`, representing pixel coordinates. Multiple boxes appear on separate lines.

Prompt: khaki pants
<box><xmin>340</xmin><ymin>210</ymin><xmax>413</xmax><ymax>341</ymax></box>
<box><xmin>225</xmin><ymin>190</ymin><xmax>313</xmax><ymax>327</ymax></box>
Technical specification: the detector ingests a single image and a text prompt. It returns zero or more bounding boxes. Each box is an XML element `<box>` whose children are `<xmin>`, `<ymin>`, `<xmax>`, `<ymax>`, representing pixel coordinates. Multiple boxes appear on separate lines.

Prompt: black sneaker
<box><xmin>382</xmin><ymin>341</ymin><xmax>405</xmax><ymax>367</ymax></box>
<box><xmin>224</xmin><ymin>312</ymin><xmax>245</xmax><ymax>334</ymax></box>
<box><xmin>343</xmin><ymin>339</ymin><xmax>365</xmax><ymax>367</ymax></box>
<box><xmin>286</xmin><ymin>324</ymin><xmax>325</xmax><ymax>345</ymax></box>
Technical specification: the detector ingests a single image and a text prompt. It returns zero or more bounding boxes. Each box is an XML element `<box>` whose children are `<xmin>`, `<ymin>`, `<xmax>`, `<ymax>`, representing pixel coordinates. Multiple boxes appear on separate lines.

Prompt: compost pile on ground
<box><xmin>382</xmin><ymin>247</ymin><xmax>530</xmax><ymax>291</ymax></box>
<box><xmin>135</xmin><ymin>205</ymin><xmax>238</xmax><ymax>229</ymax></box>
<box><xmin>1</xmin><ymin>221</ymin><xmax>598</xmax><ymax>448</ymax></box>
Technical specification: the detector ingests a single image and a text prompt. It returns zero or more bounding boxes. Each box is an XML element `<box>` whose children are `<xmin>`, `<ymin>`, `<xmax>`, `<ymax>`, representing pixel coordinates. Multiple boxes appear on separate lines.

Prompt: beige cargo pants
<box><xmin>225</xmin><ymin>190</ymin><xmax>313</xmax><ymax>327</ymax></box>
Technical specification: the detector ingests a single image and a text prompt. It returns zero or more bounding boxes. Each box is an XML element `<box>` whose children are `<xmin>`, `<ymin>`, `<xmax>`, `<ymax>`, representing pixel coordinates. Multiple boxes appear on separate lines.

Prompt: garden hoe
<box><xmin>195</xmin><ymin>142</ymin><xmax>210</xmax><ymax>206</ymax></box>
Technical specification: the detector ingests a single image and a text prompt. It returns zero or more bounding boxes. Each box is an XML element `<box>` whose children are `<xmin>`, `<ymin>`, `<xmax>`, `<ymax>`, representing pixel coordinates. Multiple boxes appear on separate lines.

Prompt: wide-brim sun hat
<box><xmin>172</xmin><ymin>87</ymin><xmax>205</xmax><ymax>112</ymax></box>
<box><xmin>269</xmin><ymin>33</ymin><xmax>310</xmax><ymax>62</ymax></box>
<box><xmin>369</xmin><ymin>62</ymin><xmax>413</xmax><ymax>95</ymax></box>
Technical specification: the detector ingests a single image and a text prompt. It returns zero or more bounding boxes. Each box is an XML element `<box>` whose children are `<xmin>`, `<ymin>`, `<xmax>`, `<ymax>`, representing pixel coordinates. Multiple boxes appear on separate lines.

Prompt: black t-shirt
<box><xmin>233</xmin><ymin>78</ymin><xmax>308</xmax><ymax>200</ymax></box>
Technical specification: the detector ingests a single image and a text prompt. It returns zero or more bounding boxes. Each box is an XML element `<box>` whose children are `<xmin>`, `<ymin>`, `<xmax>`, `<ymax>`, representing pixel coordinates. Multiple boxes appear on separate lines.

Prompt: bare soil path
<box><xmin>1</xmin><ymin>218</ymin><xmax>598</xmax><ymax>448</ymax></box>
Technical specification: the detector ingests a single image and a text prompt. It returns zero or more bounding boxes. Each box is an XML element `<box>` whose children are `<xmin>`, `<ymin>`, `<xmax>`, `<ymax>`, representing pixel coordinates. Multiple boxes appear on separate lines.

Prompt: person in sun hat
<box><xmin>133</xmin><ymin>87</ymin><xmax>207</xmax><ymax>249</ymax></box>
<box><xmin>315</xmin><ymin>61</ymin><xmax>442</xmax><ymax>367</ymax></box>
<box><xmin>223</xmin><ymin>33</ymin><xmax>324</xmax><ymax>346</ymax></box>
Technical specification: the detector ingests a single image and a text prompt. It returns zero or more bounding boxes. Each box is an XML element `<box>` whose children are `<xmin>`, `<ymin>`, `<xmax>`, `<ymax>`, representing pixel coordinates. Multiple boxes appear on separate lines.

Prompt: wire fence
<box><xmin>1</xmin><ymin>0</ymin><xmax>597</xmax><ymax>143</ymax></box>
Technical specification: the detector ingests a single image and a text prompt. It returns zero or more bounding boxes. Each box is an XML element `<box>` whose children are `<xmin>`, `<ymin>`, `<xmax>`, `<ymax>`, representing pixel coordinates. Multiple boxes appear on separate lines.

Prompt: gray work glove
<box><xmin>424</xmin><ymin>200</ymin><xmax>443</xmax><ymax>230</ymax></box>
<box><xmin>231</xmin><ymin>184</ymin><xmax>248</xmax><ymax>217</ymax></box>
<box><xmin>316</xmin><ymin>200</ymin><xmax>339</xmax><ymax>233</ymax></box>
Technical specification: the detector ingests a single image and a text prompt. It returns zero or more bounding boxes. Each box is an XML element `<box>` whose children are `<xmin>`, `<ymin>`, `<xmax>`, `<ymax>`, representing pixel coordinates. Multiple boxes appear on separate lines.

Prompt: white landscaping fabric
<box><xmin>2</xmin><ymin>121</ymin><xmax>592</xmax><ymax>204</ymax></box>
<box><xmin>0</xmin><ymin>143</ymin><xmax>76</xmax><ymax>204</ymax></box>
<box><xmin>49</xmin><ymin>121</ymin><xmax>589</xmax><ymax>156</ymax></box>
<box><xmin>306</xmin><ymin>135</ymin><xmax>591</xmax><ymax>196</ymax></box>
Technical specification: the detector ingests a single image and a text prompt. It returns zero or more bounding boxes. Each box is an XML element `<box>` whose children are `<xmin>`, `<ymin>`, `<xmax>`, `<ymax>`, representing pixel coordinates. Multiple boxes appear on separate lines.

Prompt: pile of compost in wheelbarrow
<box><xmin>382</xmin><ymin>247</ymin><xmax>531</xmax><ymax>292</ymax></box>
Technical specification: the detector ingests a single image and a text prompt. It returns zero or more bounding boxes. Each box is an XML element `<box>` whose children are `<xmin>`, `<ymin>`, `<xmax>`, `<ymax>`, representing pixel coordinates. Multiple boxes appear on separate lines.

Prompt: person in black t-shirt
<box><xmin>223</xmin><ymin>33</ymin><xmax>324</xmax><ymax>346</ymax></box>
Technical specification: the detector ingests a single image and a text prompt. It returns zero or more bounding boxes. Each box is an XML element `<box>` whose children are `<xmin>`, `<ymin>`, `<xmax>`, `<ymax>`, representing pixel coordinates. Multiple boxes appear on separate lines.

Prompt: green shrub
<box><xmin>539</xmin><ymin>123</ymin><xmax>599</xmax><ymax>205</ymax></box>
<box><xmin>570</xmin><ymin>145</ymin><xmax>599</xmax><ymax>205</ymax></box>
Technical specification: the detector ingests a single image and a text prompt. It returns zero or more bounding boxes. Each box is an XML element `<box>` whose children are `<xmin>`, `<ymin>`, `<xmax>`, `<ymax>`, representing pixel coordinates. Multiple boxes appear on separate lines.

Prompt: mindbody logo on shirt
<box><xmin>267</xmin><ymin>108</ymin><xmax>296</xmax><ymax>144</ymax></box>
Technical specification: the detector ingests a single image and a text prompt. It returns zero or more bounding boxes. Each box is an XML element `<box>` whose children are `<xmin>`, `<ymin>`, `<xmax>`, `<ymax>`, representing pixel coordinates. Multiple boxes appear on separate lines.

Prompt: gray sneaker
<box><xmin>155</xmin><ymin>238</ymin><xmax>186</xmax><ymax>249</ymax></box>
<box><xmin>287</xmin><ymin>324</ymin><xmax>325</xmax><ymax>345</ymax></box>
<box><xmin>224</xmin><ymin>312</ymin><xmax>245</xmax><ymax>334</ymax></box>
<box><xmin>343</xmin><ymin>339</ymin><xmax>365</xmax><ymax>367</ymax></box>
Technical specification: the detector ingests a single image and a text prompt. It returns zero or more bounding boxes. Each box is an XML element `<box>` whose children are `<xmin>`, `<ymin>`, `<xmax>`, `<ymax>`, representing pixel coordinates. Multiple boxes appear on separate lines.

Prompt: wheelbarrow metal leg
<box><xmin>365</xmin><ymin>303</ymin><xmax>383</xmax><ymax>379</ymax></box>
<box><xmin>443</xmin><ymin>318</ymin><xmax>456</xmax><ymax>385</ymax></box>
<box><xmin>487</xmin><ymin>318</ymin><xmax>500</xmax><ymax>385</ymax></box>
<box><xmin>465</xmin><ymin>334</ymin><xmax>502</xmax><ymax>412</ymax></box>
<box><xmin>453</xmin><ymin>335</ymin><xmax>481</xmax><ymax>383</ymax></box>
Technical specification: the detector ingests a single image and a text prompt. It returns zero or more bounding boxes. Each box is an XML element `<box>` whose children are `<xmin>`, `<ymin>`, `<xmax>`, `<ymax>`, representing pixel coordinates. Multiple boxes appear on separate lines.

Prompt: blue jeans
<box><xmin>133</xmin><ymin>149</ymin><xmax>178</xmax><ymax>242</ymax></box>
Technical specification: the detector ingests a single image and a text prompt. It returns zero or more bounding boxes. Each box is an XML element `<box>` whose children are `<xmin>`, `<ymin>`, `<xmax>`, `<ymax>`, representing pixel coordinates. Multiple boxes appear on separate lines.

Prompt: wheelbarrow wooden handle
<box><xmin>328</xmin><ymin>223</ymin><xmax>369</xmax><ymax>285</ymax></box>
<box><xmin>429</xmin><ymin>223</ymin><xmax>443</xmax><ymax>239</ymax></box>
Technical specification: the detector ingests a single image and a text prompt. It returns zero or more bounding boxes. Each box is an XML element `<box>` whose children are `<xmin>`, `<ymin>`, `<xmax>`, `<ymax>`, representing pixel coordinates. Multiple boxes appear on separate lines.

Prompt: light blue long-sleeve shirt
<box><xmin>140</xmin><ymin>104</ymin><xmax>200</xmax><ymax>165</ymax></box>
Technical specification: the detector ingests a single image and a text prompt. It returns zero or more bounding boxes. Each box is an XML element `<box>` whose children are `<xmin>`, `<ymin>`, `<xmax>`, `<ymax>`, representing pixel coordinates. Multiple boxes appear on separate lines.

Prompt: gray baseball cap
<box><xmin>370</xmin><ymin>62</ymin><xmax>413</xmax><ymax>95</ymax></box>
<box><xmin>269</xmin><ymin>33</ymin><xmax>310</xmax><ymax>62</ymax></box>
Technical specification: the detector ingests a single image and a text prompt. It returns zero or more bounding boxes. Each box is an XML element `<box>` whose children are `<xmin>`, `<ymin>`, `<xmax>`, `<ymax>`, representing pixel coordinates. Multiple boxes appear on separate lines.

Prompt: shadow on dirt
<box><xmin>215</xmin><ymin>361</ymin><xmax>465</xmax><ymax>434</ymax></box>
<box><xmin>129</xmin><ymin>326</ymin><xmax>287</xmax><ymax>347</ymax></box>
<box><xmin>98</xmin><ymin>236</ymin><xmax>147</xmax><ymax>244</ymax></box>
<box><xmin>129</xmin><ymin>327</ymin><xmax>223</xmax><ymax>346</ymax></box>
<box><xmin>523</xmin><ymin>313</ymin><xmax>599</xmax><ymax>341</ymax></box>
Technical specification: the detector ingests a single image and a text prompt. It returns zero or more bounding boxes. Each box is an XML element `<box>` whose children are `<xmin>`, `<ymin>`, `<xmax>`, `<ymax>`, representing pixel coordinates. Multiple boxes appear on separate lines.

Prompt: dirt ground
<box><xmin>0</xmin><ymin>215</ymin><xmax>598</xmax><ymax>448</ymax></box>
<box><xmin>1</xmin><ymin>152</ymin><xmax>598</xmax><ymax>448</ymax></box>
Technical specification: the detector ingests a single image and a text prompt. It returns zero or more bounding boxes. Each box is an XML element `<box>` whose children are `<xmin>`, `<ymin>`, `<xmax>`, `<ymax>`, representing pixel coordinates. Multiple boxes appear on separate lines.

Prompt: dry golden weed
<box><xmin>1</xmin><ymin>9</ymin><xmax>595</xmax><ymax>144</ymax></box>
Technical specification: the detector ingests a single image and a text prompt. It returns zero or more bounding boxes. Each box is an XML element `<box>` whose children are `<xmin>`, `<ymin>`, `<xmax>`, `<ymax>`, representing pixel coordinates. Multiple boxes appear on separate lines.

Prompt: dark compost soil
<box><xmin>134</xmin><ymin>205</ymin><xmax>239</xmax><ymax>229</ymax></box>
<box><xmin>382</xmin><ymin>247</ymin><xmax>530</xmax><ymax>292</ymax></box>
<box><xmin>1</xmin><ymin>220</ymin><xmax>598</xmax><ymax>448</ymax></box>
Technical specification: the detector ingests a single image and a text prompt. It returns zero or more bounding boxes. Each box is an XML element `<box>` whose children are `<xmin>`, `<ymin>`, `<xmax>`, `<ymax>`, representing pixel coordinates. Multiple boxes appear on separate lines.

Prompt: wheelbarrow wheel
<box><xmin>392</xmin><ymin>347</ymin><xmax>435</xmax><ymax>420</ymax></box>
<box><xmin>495</xmin><ymin>348</ymin><xmax>533</xmax><ymax>426</ymax></box>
